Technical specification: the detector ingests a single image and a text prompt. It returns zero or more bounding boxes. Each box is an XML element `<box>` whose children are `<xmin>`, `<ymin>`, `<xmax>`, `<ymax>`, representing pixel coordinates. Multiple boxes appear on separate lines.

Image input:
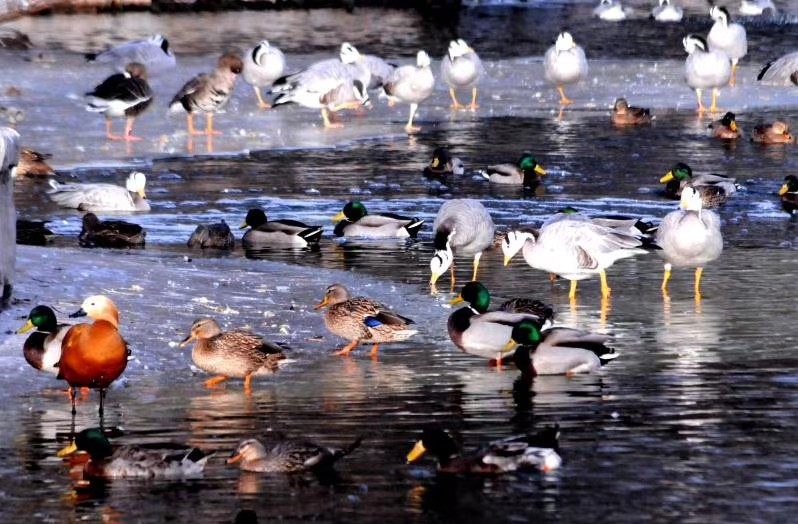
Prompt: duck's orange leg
<box><xmin>254</xmin><ymin>87</ymin><xmax>271</xmax><ymax>109</ymax></box>
<box><xmin>599</xmin><ymin>269</ymin><xmax>612</xmax><ymax>298</ymax></box>
<box><xmin>661</xmin><ymin>263</ymin><xmax>672</xmax><ymax>294</ymax></box>
<box><xmin>557</xmin><ymin>86</ymin><xmax>573</xmax><ymax>105</ymax></box>
<box><xmin>694</xmin><ymin>267</ymin><xmax>704</xmax><ymax>299</ymax></box>
<box><xmin>449</xmin><ymin>88</ymin><xmax>465</xmax><ymax>110</ymax></box>
<box><xmin>205</xmin><ymin>113</ymin><xmax>222</xmax><ymax>136</ymax></box>
<box><xmin>105</xmin><ymin>119</ymin><xmax>124</xmax><ymax>141</ymax></box>
<box><xmin>204</xmin><ymin>375</ymin><xmax>228</xmax><ymax>388</ymax></box>
<box><xmin>369</xmin><ymin>343</ymin><xmax>380</xmax><ymax>358</ymax></box>
<box><xmin>334</xmin><ymin>340</ymin><xmax>359</xmax><ymax>356</ymax></box>
<box><xmin>123</xmin><ymin>117</ymin><xmax>141</xmax><ymax>141</ymax></box>
<box><xmin>466</xmin><ymin>87</ymin><xmax>479</xmax><ymax>111</ymax></box>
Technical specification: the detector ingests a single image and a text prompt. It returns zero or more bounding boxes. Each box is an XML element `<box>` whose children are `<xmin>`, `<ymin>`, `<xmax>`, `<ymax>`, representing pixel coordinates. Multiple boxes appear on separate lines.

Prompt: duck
<box><xmin>430</xmin><ymin>199</ymin><xmax>495</xmax><ymax>291</ymax></box>
<box><xmin>611</xmin><ymin>98</ymin><xmax>652</xmax><ymax>126</ymax></box>
<box><xmin>11</xmin><ymin>148</ymin><xmax>55</xmax><ymax>177</ymax></box>
<box><xmin>78</xmin><ymin>212</ymin><xmax>146</xmax><ymax>248</ymax></box>
<box><xmin>169</xmin><ymin>52</ymin><xmax>243</xmax><ymax>136</ymax></box>
<box><xmin>242</xmin><ymin>40</ymin><xmax>286</xmax><ymax>110</ymax></box>
<box><xmin>448</xmin><ymin>281</ymin><xmax>553</xmax><ymax>363</ymax></box>
<box><xmin>779</xmin><ymin>175</ymin><xmax>798</xmax><ymax>216</ymax></box>
<box><xmin>544</xmin><ymin>31</ymin><xmax>588</xmax><ymax>106</ymax></box>
<box><xmin>423</xmin><ymin>147</ymin><xmax>464</xmax><ymax>179</ymax></box>
<box><xmin>707</xmin><ymin>111</ymin><xmax>742</xmax><ymax>139</ymax></box>
<box><xmin>683</xmin><ymin>34</ymin><xmax>731</xmax><ymax>113</ymax></box>
<box><xmin>47</xmin><ymin>171</ymin><xmax>150</xmax><ymax>212</ymax></box>
<box><xmin>508</xmin><ymin>320</ymin><xmax>618</xmax><ymax>376</ymax></box>
<box><xmin>498</xmin><ymin>297</ymin><xmax>555</xmax><ymax>325</ymax></box>
<box><xmin>739</xmin><ymin>0</ymin><xmax>776</xmax><ymax>15</ymax></box>
<box><xmin>502</xmin><ymin>219</ymin><xmax>648</xmax><ymax>300</ymax></box>
<box><xmin>382</xmin><ymin>50</ymin><xmax>435</xmax><ymax>133</ymax></box>
<box><xmin>332</xmin><ymin>201</ymin><xmax>424</xmax><ymax>239</ymax></box>
<box><xmin>440</xmin><ymin>39</ymin><xmax>485</xmax><ymax>111</ymax></box>
<box><xmin>707</xmin><ymin>6</ymin><xmax>747</xmax><ymax>86</ymax></box>
<box><xmin>757</xmin><ymin>51</ymin><xmax>798</xmax><ymax>85</ymax></box>
<box><xmin>406</xmin><ymin>426</ymin><xmax>561</xmax><ymax>474</ymax></box>
<box><xmin>659</xmin><ymin>162</ymin><xmax>738</xmax><ymax>208</ymax></box>
<box><xmin>751</xmin><ymin>121</ymin><xmax>796</xmax><ymax>144</ymax></box>
<box><xmin>85</xmin><ymin>62</ymin><xmax>153</xmax><ymax>141</ymax></box>
<box><xmin>314</xmin><ymin>283</ymin><xmax>417</xmax><ymax>357</ymax></box>
<box><xmin>16</xmin><ymin>305</ymin><xmax>70</xmax><ymax>376</ymax></box>
<box><xmin>227</xmin><ymin>436</ymin><xmax>362</xmax><ymax>473</ymax></box>
<box><xmin>187</xmin><ymin>219</ymin><xmax>235</xmax><ymax>249</ymax></box>
<box><xmin>272</xmin><ymin>43</ymin><xmax>372</xmax><ymax>128</ymax></box>
<box><xmin>85</xmin><ymin>34</ymin><xmax>176</xmax><ymax>75</ymax></box>
<box><xmin>651</xmin><ymin>0</ymin><xmax>683</xmax><ymax>22</ymax></box>
<box><xmin>656</xmin><ymin>187</ymin><xmax>723</xmax><ymax>298</ymax></box>
<box><xmin>480</xmin><ymin>152</ymin><xmax>547</xmax><ymax>188</ymax></box>
<box><xmin>57</xmin><ymin>427</ymin><xmax>212</xmax><ymax>479</ymax></box>
<box><xmin>59</xmin><ymin>295</ymin><xmax>129</xmax><ymax>416</ymax></box>
<box><xmin>593</xmin><ymin>0</ymin><xmax>629</xmax><ymax>21</ymax></box>
<box><xmin>178</xmin><ymin>317</ymin><xmax>287</xmax><ymax>390</ymax></box>
<box><xmin>240</xmin><ymin>208</ymin><xmax>322</xmax><ymax>248</ymax></box>
<box><xmin>16</xmin><ymin>219</ymin><xmax>55</xmax><ymax>246</ymax></box>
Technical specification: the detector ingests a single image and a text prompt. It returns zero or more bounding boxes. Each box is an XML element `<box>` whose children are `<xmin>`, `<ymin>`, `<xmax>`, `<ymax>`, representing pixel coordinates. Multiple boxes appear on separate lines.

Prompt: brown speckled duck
<box><xmin>13</xmin><ymin>148</ymin><xmax>55</xmax><ymax>176</ymax></box>
<box><xmin>79</xmin><ymin>212</ymin><xmax>146</xmax><ymax>248</ymax></box>
<box><xmin>187</xmin><ymin>219</ymin><xmax>235</xmax><ymax>249</ymax></box>
<box><xmin>227</xmin><ymin>436</ymin><xmax>362</xmax><ymax>473</ymax></box>
<box><xmin>751</xmin><ymin>121</ymin><xmax>796</xmax><ymax>144</ymax></box>
<box><xmin>611</xmin><ymin>98</ymin><xmax>651</xmax><ymax>125</ymax></box>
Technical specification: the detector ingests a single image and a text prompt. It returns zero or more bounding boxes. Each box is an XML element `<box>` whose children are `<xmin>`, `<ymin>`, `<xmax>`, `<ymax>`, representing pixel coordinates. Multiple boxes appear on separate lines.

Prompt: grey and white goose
<box><xmin>242</xmin><ymin>40</ymin><xmax>286</xmax><ymax>109</ymax></box>
<box><xmin>85</xmin><ymin>62</ymin><xmax>153</xmax><ymax>141</ymax></box>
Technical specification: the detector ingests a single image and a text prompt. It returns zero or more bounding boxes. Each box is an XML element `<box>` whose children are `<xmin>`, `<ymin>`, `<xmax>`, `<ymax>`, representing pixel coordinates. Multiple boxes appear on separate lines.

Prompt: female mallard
<box><xmin>382</xmin><ymin>50</ymin><xmax>435</xmax><ymax>133</ymax></box>
<box><xmin>651</xmin><ymin>0</ymin><xmax>683</xmax><ymax>22</ymax></box>
<box><xmin>242</xmin><ymin>40</ymin><xmax>286</xmax><ymax>110</ymax></box>
<box><xmin>544</xmin><ymin>32</ymin><xmax>588</xmax><ymax>106</ymax></box>
<box><xmin>178</xmin><ymin>317</ymin><xmax>287</xmax><ymax>390</ymax></box>
<box><xmin>16</xmin><ymin>305</ymin><xmax>70</xmax><ymax>376</ymax></box>
<box><xmin>59</xmin><ymin>295</ymin><xmax>129</xmax><ymax>416</ymax></box>
<box><xmin>314</xmin><ymin>283</ymin><xmax>417</xmax><ymax>357</ymax></box>
<box><xmin>751</xmin><ymin>121</ymin><xmax>796</xmax><ymax>144</ymax></box>
<box><xmin>85</xmin><ymin>62</ymin><xmax>153</xmax><ymax>141</ymax></box>
<box><xmin>440</xmin><ymin>39</ymin><xmax>485</xmax><ymax>111</ymax></box>
<box><xmin>187</xmin><ymin>219</ymin><xmax>235</xmax><ymax>249</ymax></box>
<box><xmin>707</xmin><ymin>6</ymin><xmax>747</xmax><ymax>86</ymax></box>
<box><xmin>240</xmin><ymin>208</ymin><xmax>322</xmax><ymax>247</ymax></box>
<box><xmin>407</xmin><ymin>426</ymin><xmax>561</xmax><ymax>474</ymax></box>
<box><xmin>16</xmin><ymin>219</ymin><xmax>55</xmax><ymax>246</ymax></box>
<box><xmin>502</xmin><ymin>219</ymin><xmax>648</xmax><ymax>300</ymax></box>
<box><xmin>708</xmin><ymin>112</ymin><xmax>741</xmax><ymax>139</ymax></box>
<box><xmin>332</xmin><ymin>201</ymin><xmax>424</xmax><ymax>239</ymax></box>
<box><xmin>779</xmin><ymin>175</ymin><xmax>798</xmax><ymax>216</ymax></box>
<box><xmin>683</xmin><ymin>34</ymin><xmax>731</xmax><ymax>113</ymax></box>
<box><xmin>423</xmin><ymin>147</ymin><xmax>464</xmax><ymax>179</ymax></box>
<box><xmin>612</xmin><ymin>98</ymin><xmax>652</xmax><ymax>126</ymax></box>
<box><xmin>656</xmin><ymin>187</ymin><xmax>723</xmax><ymax>297</ymax></box>
<box><xmin>508</xmin><ymin>320</ymin><xmax>618</xmax><ymax>376</ymax></box>
<box><xmin>429</xmin><ymin>199</ymin><xmax>495</xmax><ymax>291</ymax></box>
<box><xmin>78</xmin><ymin>212</ymin><xmax>146</xmax><ymax>248</ymax></box>
<box><xmin>47</xmin><ymin>171</ymin><xmax>150</xmax><ymax>212</ymax></box>
<box><xmin>12</xmin><ymin>148</ymin><xmax>55</xmax><ymax>177</ymax></box>
<box><xmin>659</xmin><ymin>162</ymin><xmax>738</xmax><ymax>208</ymax></box>
<box><xmin>480</xmin><ymin>152</ymin><xmax>546</xmax><ymax>188</ymax></box>
<box><xmin>57</xmin><ymin>427</ymin><xmax>212</xmax><ymax>479</ymax></box>
<box><xmin>227</xmin><ymin>436</ymin><xmax>361</xmax><ymax>473</ymax></box>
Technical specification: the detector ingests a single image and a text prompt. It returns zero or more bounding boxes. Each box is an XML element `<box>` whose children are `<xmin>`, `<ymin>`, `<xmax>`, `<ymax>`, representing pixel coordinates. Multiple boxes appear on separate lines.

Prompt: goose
<box><xmin>382</xmin><ymin>50</ymin><xmax>435</xmax><ymax>133</ymax></box>
<box><xmin>85</xmin><ymin>34</ymin><xmax>176</xmax><ymax>75</ymax></box>
<box><xmin>85</xmin><ymin>62</ymin><xmax>153</xmax><ymax>141</ymax></box>
<box><xmin>739</xmin><ymin>0</ymin><xmax>775</xmax><ymax>16</ymax></box>
<box><xmin>707</xmin><ymin>6</ymin><xmax>747</xmax><ymax>86</ymax></box>
<box><xmin>242</xmin><ymin>40</ymin><xmax>286</xmax><ymax>109</ymax></box>
<box><xmin>757</xmin><ymin>51</ymin><xmax>798</xmax><ymax>85</ymax></box>
<box><xmin>544</xmin><ymin>32</ymin><xmax>588</xmax><ymax>106</ymax></box>
<box><xmin>594</xmin><ymin>0</ymin><xmax>629</xmax><ymax>21</ymax></box>
<box><xmin>651</xmin><ymin>0</ymin><xmax>683</xmax><ymax>22</ymax></box>
<box><xmin>683</xmin><ymin>34</ymin><xmax>731</xmax><ymax>113</ymax></box>
<box><xmin>441</xmin><ymin>39</ymin><xmax>485</xmax><ymax>111</ymax></box>
<box><xmin>48</xmin><ymin>171</ymin><xmax>150</xmax><ymax>212</ymax></box>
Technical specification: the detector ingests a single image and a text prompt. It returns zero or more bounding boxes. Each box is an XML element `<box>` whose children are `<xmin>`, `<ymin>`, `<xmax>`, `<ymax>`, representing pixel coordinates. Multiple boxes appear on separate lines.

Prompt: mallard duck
<box><xmin>16</xmin><ymin>305</ymin><xmax>70</xmax><ymax>376</ymax></box>
<box><xmin>242</xmin><ymin>40</ymin><xmax>286</xmax><ymax>109</ymax></box>
<box><xmin>707</xmin><ymin>6</ymin><xmax>747</xmax><ymax>86</ymax></box>
<box><xmin>656</xmin><ymin>187</ymin><xmax>723</xmax><ymax>297</ymax></box>
<box><xmin>758</xmin><ymin>51</ymin><xmax>798</xmax><ymax>85</ymax></box>
<box><xmin>227</xmin><ymin>436</ymin><xmax>362</xmax><ymax>473</ymax></box>
<box><xmin>593</xmin><ymin>0</ymin><xmax>629</xmax><ymax>21</ymax></box>
<box><xmin>169</xmin><ymin>52</ymin><xmax>243</xmax><ymax>136</ymax></box>
<box><xmin>448</xmin><ymin>281</ymin><xmax>552</xmax><ymax>363</ymax></box>
<box><xmin>502</xmin><ymin>219</ymin><xmax>648</xmax><ymax>300</ymax></box>
<box><xmin>178</xmin><ymin>317</ymin><xmax>287</xmax><ymax>390</ymax></box>
<box><xmin>544</xmin><ymin>32</ymin><xmax>588</xmax><ymax>106</ymax></box>
<box><xmin>240</xmin><ymin>208</ymin><xmax>322</xmax><ymax>247</ymax></box>
<box><xmin>651</xmin><ymin>0</ymin><xmax>683</xmax><ymax>22</ymax></box>
<box><xmin>16</xmin><ymin>219</ymin><xmax>55</xmax><ymax>246</ymax></box>
<box><xmin>332</xmin><ymin>201</ymin><xmax>424</xmax><ymax>239</ymax></box>
<box><xmin>751</xmin><ymin>121</ymin><xmax>796</xmax><ymax>144</ymax></box>
<box><xmin>382</xmin><ymin>50</ymin><xmax>435</xmax><ymax>133</ymax></box>
<box><xmin>499</xmin><ymin>297</ymin><xmax>555</xmax><ymax>326</ymax></box>
<box><xmin>79</xmin><ymin>212</ymin><xmax>146</xmax><ymax>248</ymax></box>
<box><xmin>508</xmin><ymin>320</ymin><xmax>618</xmax><ymax>376</ymax></box>
<box><xmin>12</xmin><ymin>148</ymin><xmax>55</xmax><ymax>177</ymax></box>
<box><xmin>423</xmin><ymin>147</ymin><xmax>464</xmax><ymax>179</ymax></box>
<box><xmin>272</xmin><ymin>43</ymin><xmax>372</xmax><ymax>128</ymax></box>
<box><xmin>779</xmin><ymin>175</ymin><xmax>798</xmax><ymax>215</ymax></box>
<box><xmin>611</xmin><ymin>98</ymin><xmax>652</xmax><ymax>126</ymax></box>
<box><xmin>480</xmin><ymin>152</ymin><xmax>546</xmax><ymax>188</ymax></box>
<box><xmin>59</xmin><ymin>296</ymin><xmax>129</xmax><ymax>416</ymax></box>
<box><xmin>683</xmin><ymin>34</ymin><xmax>731</xmax><ymax>113</ymax></box>
<box><xmin>187</xmin><ymin>219</ymin><xmax>235</xmax><ymax>249</ymax></box>
<box><xmin>407</xmin><ymin>426</ymin><xmax>561</xmax><ymax>474</ymax></box>
<box><xmin>441</xmin><ymin>39</ymin><xmax>485</xmax><ymax>111</ymax></box>
<box><xmin>85</xmin><ymin>62</ymin><xmax>153</xmax><ymax>141</ymax></box>
<box><xmin>430</xmin><ymin>199</ymin><xmax>495</xmax><ymax>290</ymax></box>
<box><xmin>57</xmin><ymin>427</ymin><xmax>212</xmax><ymax>479</ymax></box>
<box><xmin>47</xmin><ymin>171</ymin><xmax>150</xmax><ymax>212</ymax></box>
<box><xmin>86</xmin><ymin>34</ymin><xmax>176</xmax><ymax>75</ymax></box>
<box><xmin>314</xmin><ymin>283</ymin><xmax>417</xmax><ymax>357</ymax></box>
<box><xmin>659</xmin><ymin>162</ymin><xmax>738</xmax><ymax>208</ymax></box>
<box><xmin>739</xmin><ymin>0</ymin><xmax>775</xmax><ymax>15</ymax></box>
<box><xmin>708</xmin><ymin>111</ymin><xmax>742</xmax><ymax>139</ymax></box>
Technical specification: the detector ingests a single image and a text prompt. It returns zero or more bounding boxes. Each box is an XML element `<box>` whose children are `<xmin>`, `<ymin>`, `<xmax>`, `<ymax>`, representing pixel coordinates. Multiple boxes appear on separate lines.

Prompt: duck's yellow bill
<box><xmin>406</xmin><ymin>440</ymin><xmax>427</xmax><ymax>463</ymax></box>
<box><xmin>449</xmin><ymin>294</ymin><xmax>464</xmax><ymax>305</ymax></box>
<box><xmin>16</xmin><ymin>319</ymin><xmax>35</xmax><ymax>334</ymax></box>
<box><xmin>331</xmin><ymin>211</ymin><xmax>346</xmax><ymax>222</ymax></box>
<box><xmin>314</xmin><ymin>297</ymin><xmax>330</xmax><ymax>310</ymax></box>
<box><xmin>535</xmin><ymin>165</ymin><xmax>546</xmax><ymax>176</ymax></box>
<box><xmin>226</xmin><ymin>453</ymin><xmax>243</xmax><ymax>464</ymax></box>
<box><xmin>779</xmin><ymin>184</ymin><xmax>789</xmax><ymax>196</ymax></box>
<box><xmin>57</xmin><ymin>442</ymin><xmax>78</xmax><ymax>458</ymax></box>
<box><xmin>238</xmin><ymin>220</ymin><xmax>249</xmax><ymax>230</ymax></box>
<box><xmin>730</xmin><ymin>121</ymin><xmax>738</xmax><ymax>132</ymax></box>
<box><xmin>659</xmin><ymin>172</ymin><xmax>675</xmax><ymax>183</ymax></box>
<box><xmin>502</xmin><ymin>338</ymin><xmax>518</xmax><ymax>353</ymax></box>
<box><xmin>431</xmin><ymin>158</ymin><xmax>440</xmax><ymax>168</ymax></box>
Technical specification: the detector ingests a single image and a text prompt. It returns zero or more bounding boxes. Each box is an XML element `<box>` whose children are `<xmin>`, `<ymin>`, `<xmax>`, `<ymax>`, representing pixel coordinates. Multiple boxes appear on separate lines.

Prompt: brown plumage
<box><xmin>611</xmin><ymin>98</ymin><xmax>651</xmax><ymax>125</ymax></box>
<box><xmin>14</xmin><ymin>148</ymin><xmax>55</xmax><ymax>176</ymax></box>
<box><xmin>227</xmin><ymin>436</ymin><xmax>362</xmax><ymax>473</ymax></box>
<box><xmin>79</xmin><ymin>212</ymin><xmax>146</xmax><ymax>248</ymax></box>
<box><xmin>187</xmin><ymin>219</ymin><xmax>235</xmax><ymax>249</ymax></box>
<box><xmin>751</xmin><ymin>121</ymin><xmax>796</xmax><ymax>144</ymax></box>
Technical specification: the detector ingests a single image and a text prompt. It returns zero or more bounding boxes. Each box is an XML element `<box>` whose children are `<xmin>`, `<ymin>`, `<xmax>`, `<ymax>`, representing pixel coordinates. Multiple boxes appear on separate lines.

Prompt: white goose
<box><xmin>242</xmin><ymin>40</ymin><xmax>286</xmax><ymax>109</ymax></box>
<box><xmin>440</xmin><ymin>39</ymin><xmax>485</xmax><ymax>111</ymax></box>
<box><xmin>651</xmin><ymin>0</ymin><xmax>683</xmax><ymax>22</ymax></box>
<box><xmin>683</xmin><ymin>34</ymin><xmax>731</xmax><ymax>113</ymax></box>
<box><xmin>48</xmin><ymin>171</ymin><xmax>150</xmax><ymax>212</ymax></box>
<box><xmin>85</xmin><ymin>34</ymin><xmax>176</xmax><ymax>75</ymax></box>
<box><xmin>382</xmin><ymin>50</ymin><xmax>435</xmax><ymax>133</ymax></box>
<box><xmin>544</xmin><ymin>32</ymin><xmax>588</xmax><ymax>106</ymax></box>
<box><xmin>593</xmin><ymin>0</ymin><xmax>629</xmax><ymax>21</ymax></box>
<box><xmin>707</xmin><ymin>6</ymin><xmax>747</xmax><ymax>86</ymax></box>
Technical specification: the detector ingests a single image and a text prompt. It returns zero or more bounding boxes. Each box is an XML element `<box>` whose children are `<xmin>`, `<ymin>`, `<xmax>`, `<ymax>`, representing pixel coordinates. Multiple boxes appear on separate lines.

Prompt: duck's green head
<box><xmin>241</xmin><ymin>209</ymin><xmax>268</xmax><ymax>229</ymax></box>
<box><xmin>450</xmin><ymin>281</ymin><xmax>491</xmax><ymax>313</ymax></box>
<box><xmin>16</xmin><ymin>305</ymin><xmax>58</xmax><ymax>334</ymax></box>
<box><xmin>518</xmin><ymin>154</ymin><xmax>546</xmax><ymax>176</ymax></box>
<box><xmin>507</xmin><ymin>320</ymin><xmax>543</xmax><ymax>351</ymax></box>
<box><xmin>780</xmin><ymin>175</ymin><xmax>798</xmax><ymax>195</ymax></box>
<box><xmin>660</xmin><ymin>162</ymin><xmax>692</xmax><ymax>184</ymax></box>
<box><xmin>57</xmin><ymin>428</ymin><xmax>113</xmax><ymax>460</ymax></box>
<box><xmin>719</xmin><ymin>112</ymin><xmax>737</xmax><ymax>132</ymax></box>
<box><xmin>332</xmin><ymin>201</ymin><xmax>368</xmax><ymax>223</ymax></box>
